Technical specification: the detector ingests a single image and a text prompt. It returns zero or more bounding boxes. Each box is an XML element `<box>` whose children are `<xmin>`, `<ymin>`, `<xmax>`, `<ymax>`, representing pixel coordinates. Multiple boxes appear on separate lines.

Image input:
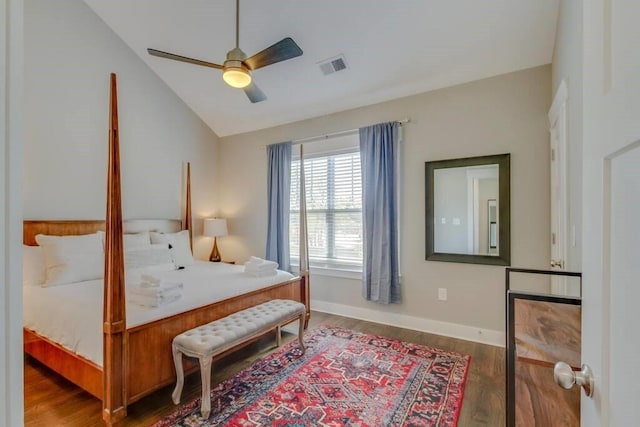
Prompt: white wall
<box><xmin>219</xmin><ymin>65</ymin><xmax>551</xmax><ymax>343</ymax></box>
<box><xmin>552</xmin><ymin>0</ymin><xmax>583</xmax><ymax>271</ymax></box>
<box><xmin>24</xmin><ymin>0</ymin><xmax>220</xmax><ymax>259</ymax></box>
<box><xmin>433</xmin><ymin>168</ymin><xmax>468</xmax><ymax>254</ymax></box>
<box><xmin>1</xmin><ymin>0</ymin><xmax>24</xmax><ymax>425</ymax></box>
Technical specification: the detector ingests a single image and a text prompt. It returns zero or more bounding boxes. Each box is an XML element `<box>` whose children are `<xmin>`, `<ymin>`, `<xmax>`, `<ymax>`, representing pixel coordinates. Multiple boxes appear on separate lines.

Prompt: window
<box><xmin>290</xmin><ymin>145</ymin><xmax>362</xmax><ymax>271</ymax></box>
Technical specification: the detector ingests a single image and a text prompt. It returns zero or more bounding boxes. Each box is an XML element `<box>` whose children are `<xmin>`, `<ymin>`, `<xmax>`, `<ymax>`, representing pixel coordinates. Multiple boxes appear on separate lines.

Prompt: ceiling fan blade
<box><xmin>147</xmin><ymin>48</ymin><xmax>223</xmax><ymax>70</ymax></box>
<box><xmin>244</xmin><ymin>37</ymin><xmax>303</xmax><ymax>70</ymax></box>
<box><xmin>243</xmin><ymin>82</ymin><xmax>267</xmax><ymax>103</ymax></box>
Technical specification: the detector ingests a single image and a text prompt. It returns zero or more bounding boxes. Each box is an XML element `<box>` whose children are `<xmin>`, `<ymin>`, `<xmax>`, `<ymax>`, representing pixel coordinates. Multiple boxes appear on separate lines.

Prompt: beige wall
<box><xmin>24</xmin><ymin>0</ymin><xmax>221</xmax><ymax>259</ymax></box>
<box><xmin>218</xmin><ymin>65</ymin><xmax>551</xmax><ymax>340</ymax></box>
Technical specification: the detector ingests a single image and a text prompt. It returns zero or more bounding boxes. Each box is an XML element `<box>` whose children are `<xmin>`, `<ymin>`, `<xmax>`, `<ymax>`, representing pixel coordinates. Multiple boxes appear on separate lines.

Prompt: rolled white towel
<box><xmin>244</xmin><ymin>263</ymin><xmax>278</xmax><ymax>274</ymax></box>
<box><xmin>244</xmin><ymin>256</ymin><xmax>278</xmax><ymax>276</ymax></box>
<box><xmin>140</xmin><ymin>274</ymin><xmax>184</xmax><ymax>290</ymax></box>
<box><xmin>129</xmin><ymin>282</ymin><xmax>183</xmax><ymax>297</ymax></box>
<box><xmin>248</xmin><ymin>256</ymin><xmax>265</xmax><ymax>265</ymax></box>
<box><xmin>244</xmin><ymin>260</ymin><xmax>278</xmax><ymax>272</ymax></box>
<box><xmin>128</xmin><ymin>289</ymin><xmax>182</xmax><ymax>308</ymax></box>
<box><xmin>246</xmin><ymin>256</ymin><xmax>278</xmax><ymax>266</ymax></box>
<box><xmin>262</xmin><ymin>260</ymin><xmax>278</xmax><ymax>269</ymax></box>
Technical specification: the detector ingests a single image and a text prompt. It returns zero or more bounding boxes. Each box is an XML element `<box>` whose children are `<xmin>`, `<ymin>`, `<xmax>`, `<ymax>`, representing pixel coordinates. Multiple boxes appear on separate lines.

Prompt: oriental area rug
<box><xmin>154</xmin><ymin>326</ymin><xmax>471</xmax><ymax>427</ymax></box>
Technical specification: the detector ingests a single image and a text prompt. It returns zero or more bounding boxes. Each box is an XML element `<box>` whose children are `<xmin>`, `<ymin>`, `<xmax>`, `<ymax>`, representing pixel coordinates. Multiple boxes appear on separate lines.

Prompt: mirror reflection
<box><xmin>426</xmin><ymin>153</ymin><xmax>510</xmax><ymax>266</ymax></box>
<box><xmin>433</xmin><ymin>165</ymin><xmax>499</xmax><ymax>256</ymax></box>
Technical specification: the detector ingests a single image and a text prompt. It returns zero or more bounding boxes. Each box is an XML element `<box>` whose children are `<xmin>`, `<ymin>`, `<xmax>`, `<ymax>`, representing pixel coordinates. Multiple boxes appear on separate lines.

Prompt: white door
<box><xmin>580</xmin><ymin>0</ymin><xmax>640</xmax><ymax>424</ymax></box>
<box><xmin>607</xmin><ymin>145</ymin><xmax>640</xmax><ymax>423</ymax></box>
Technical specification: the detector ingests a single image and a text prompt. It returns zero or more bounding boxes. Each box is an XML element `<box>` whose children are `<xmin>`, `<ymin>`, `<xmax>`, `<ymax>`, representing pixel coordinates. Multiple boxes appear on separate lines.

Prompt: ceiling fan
<box><xmin>147</xmin><ymin>0</ymin><xmax>302</xmax><ymax>103</ymax></box>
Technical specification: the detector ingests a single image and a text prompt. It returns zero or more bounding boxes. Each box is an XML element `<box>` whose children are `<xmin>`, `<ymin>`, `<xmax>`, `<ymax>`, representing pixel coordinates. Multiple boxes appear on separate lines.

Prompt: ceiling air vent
<box><xmin>318</xmin><ymin>54</ymin><xmax>348</xmax><ymax>76</ymax></box>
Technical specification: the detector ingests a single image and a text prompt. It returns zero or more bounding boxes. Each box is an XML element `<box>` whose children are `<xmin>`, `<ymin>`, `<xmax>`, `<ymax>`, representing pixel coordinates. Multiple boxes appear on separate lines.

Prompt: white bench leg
<box><xmin>171</xmin><ymin>344</ymin><xmax>184</xmax><ymax>405</ymax></box>
<box><xmin>276</xmin><ymin>325</ymin><xmax>282</xmax><ymax>347</ymax></box>
<box><xmin>199</xmin><ymin>355</ymin><xmax>213</xmax><ymax>419</ymax></box>
<box><xmin>298</xmin><ymin>313</ymin><xmax>306</xmax><ymax>355</ymax></box>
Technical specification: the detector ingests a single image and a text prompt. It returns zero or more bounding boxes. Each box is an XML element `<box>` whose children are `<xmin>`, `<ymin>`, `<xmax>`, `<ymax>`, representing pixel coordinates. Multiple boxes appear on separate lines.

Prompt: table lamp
<box><xmin>203</xmin><ymin>218</ymin><xmax>228</xmax><ymax>262</ymax></box>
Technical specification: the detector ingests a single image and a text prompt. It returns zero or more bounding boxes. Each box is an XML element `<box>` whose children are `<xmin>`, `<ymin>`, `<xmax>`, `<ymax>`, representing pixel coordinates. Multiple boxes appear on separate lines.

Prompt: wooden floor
<box><xmin>24</xmin><ymin>311</ymin><xmax>506</xmax><ymax>426</ymax></box>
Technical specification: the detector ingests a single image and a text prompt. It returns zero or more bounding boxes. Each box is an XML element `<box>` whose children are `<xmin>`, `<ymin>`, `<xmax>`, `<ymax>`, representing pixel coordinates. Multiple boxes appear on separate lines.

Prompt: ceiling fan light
<box><xmin>223</xmin><ymin>66</ymin><xmax>251</xmax><ymax>88</ymax></box>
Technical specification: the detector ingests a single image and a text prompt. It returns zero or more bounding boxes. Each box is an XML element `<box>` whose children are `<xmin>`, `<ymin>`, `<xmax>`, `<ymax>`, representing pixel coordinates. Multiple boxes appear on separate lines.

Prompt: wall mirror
<box><xmin>425</xmin><ymin>153</ymin><xmax>510</xmax><ymax>265</ymax></box>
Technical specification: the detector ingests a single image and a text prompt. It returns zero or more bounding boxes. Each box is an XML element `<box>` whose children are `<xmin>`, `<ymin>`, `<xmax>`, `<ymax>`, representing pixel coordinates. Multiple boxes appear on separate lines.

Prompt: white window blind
<box><xmin>290</xmin><ymin>148</ymin><xmax>363</xmax><ymax>271</ymax></box>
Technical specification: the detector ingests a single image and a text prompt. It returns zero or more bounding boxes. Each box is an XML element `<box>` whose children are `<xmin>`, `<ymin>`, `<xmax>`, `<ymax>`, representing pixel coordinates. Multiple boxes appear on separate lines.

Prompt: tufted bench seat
<box><xmin>171</xmin><ymin>299</ymin><xmax>306</xmax><ymax>418</ymax></box>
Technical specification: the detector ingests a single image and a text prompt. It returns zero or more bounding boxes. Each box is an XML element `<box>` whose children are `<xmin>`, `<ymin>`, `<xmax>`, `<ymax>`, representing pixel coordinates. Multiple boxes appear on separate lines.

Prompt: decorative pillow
<box><xmin>150</xmin><ymin>230</ymin><xmax>194</xmax><ymax>268</ymax></box>
<box><xmin>23</xmin><ymin>245</ymin><xmax>45</xmax><ymax>286</ymax></box>
<box><xmin>125</xmin><ymin>243</ymin><xmax>174</xmax><ymax>270</ymax></box>
<box><xmin>35</xmin><ymin>232</ymin><xmax>104</xmax><ymax>286</ymax></box>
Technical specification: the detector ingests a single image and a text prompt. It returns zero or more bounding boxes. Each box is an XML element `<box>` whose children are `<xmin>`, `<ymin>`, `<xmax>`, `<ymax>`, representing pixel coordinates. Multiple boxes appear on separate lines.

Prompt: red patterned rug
<box><xmin>154</xmin><ymin>326</ymin><xmax>471</xmax><ymax>426</ymax></box>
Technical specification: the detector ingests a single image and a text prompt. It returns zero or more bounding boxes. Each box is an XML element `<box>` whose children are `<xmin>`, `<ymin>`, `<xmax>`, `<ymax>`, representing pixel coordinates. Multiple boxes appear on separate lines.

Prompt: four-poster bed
<box><xmin>23</xmin><ymin>74</ymin><xmax>310</xmax><ymax>424</ymax></box>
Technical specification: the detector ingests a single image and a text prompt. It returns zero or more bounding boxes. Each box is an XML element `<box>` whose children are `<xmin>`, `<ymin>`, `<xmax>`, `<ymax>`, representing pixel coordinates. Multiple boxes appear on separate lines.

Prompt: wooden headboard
<box><xmin>23</xmin><ymin>219</ymin><xmax>182</xmax><ymax>246</ymax></box>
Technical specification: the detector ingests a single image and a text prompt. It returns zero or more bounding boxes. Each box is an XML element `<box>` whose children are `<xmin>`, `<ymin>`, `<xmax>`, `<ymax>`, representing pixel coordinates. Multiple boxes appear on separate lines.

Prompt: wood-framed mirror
<box><xmin>425</xmin><ymin>153</ymin><xmax>510</xmax><ymax>265</ymax></box>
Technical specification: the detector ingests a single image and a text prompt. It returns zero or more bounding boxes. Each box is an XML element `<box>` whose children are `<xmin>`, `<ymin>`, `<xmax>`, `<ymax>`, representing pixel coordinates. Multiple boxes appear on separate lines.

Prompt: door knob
<box><xmin>554</xmin><ymin>361</ymin><xmax>594</xmax><ymax>397</ymax></box>
<box><xmin>550</xmin><ymin>259</ymin><xmax>563</xmax><ymax>268</ymax></box>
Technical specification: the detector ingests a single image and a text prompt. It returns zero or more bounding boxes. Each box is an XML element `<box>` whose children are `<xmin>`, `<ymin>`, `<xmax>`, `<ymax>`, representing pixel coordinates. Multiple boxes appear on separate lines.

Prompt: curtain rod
<box><xmin>289</xmin><ymin>118</ymin><xmax>410</xmax><ymax>146</ymax></box>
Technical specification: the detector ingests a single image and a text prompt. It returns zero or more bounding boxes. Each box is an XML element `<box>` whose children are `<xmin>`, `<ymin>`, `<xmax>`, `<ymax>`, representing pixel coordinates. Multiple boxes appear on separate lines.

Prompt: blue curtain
<box><xmin>266</xmin><ymin>141</ymin><xmax>292</xmax><ymax>272</ymax></box>
<box><xmin>360</xmin><ymin>122</ymin><xmax>400</xmax><ymax>304</ymax></box>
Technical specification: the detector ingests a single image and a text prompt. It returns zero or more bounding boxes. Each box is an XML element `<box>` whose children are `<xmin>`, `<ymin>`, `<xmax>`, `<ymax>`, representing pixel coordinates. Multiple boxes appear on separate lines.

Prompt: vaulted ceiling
<box><xmin>84</xmin><ymin>0</ymin><xmax>559</xmax><ymax>137</ymax></box>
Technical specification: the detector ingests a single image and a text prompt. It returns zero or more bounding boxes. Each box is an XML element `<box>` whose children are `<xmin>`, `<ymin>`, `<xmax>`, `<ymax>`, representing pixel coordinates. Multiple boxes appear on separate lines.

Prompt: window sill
<box><xmin>291</xmin><ymin>264</ymin><xmax>361</xmax><ymax>280</ymax></box>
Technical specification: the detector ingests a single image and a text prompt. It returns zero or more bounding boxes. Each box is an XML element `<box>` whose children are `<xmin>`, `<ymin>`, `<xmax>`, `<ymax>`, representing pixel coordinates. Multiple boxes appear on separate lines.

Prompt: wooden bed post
<box><xmin>301</xmin><ymin>272</ymin><xmax>310</xmax><ymax>329</ymax></box>
<box><xmin>185</xmin><ymin>162</ymin><xmax>193</xmax><ymax>248</ymax></box>
<box><xmin>103</xmin><ymin>73</ymin><xmax>127</xmax><ymax>425</ymax></box>
<box><xmin>298</xmin><ymin>144</ymin><xmax>311</xmax><ymax>329</ymax></box>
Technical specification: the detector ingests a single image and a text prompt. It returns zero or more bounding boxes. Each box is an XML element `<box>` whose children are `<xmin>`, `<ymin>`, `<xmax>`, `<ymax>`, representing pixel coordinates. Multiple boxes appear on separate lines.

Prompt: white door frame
<box><xmin>548</xmin><ymin>80</ymin><xmax>569</xmax><ymax>295</ymax></box>
<box><xmin>0</xmin><ymin>0</ymin><xmax>24</xmax><ymax>426</ymax></box>
<box><xmin>466</xmin><ymin>166</ymin><xmax>498</xmax><ymax>254</ymax></box>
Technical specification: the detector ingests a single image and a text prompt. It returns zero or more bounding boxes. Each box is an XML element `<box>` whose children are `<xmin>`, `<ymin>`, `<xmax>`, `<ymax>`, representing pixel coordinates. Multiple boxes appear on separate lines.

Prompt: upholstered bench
<box><xmin>171</xmin><ymin>299</ymin><xmax>306</xmax><ymax>418</ymax></box>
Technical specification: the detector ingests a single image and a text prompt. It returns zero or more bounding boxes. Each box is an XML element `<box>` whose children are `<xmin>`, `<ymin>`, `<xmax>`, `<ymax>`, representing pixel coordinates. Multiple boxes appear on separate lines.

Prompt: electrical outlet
<box><xmin>438</xmin><ymin>288</ymin><xmax>447</xmax><ymax>301</ymax></box>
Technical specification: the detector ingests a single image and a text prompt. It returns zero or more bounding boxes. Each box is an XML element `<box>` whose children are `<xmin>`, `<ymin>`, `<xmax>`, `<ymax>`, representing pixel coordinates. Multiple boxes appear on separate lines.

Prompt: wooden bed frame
<box><xmin>23</xmin><ymin>74</ymin><xmax>310</xmax><ymax>425</ymax></box>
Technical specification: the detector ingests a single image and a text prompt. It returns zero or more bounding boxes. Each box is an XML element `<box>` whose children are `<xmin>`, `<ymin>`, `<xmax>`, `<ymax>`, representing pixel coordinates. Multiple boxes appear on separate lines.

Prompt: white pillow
<box><xmin>35</xmin><ymin>232</ymin><xmax>104</xmax><ymax>286</ymax></box>
<box><xmin>124</xmin><ymin>231</ymin><xmax>151</xmax><ymax>250</ymax></box>
<box><xmin>98</xmin><ymin>231</ymin><xmax>151</xmax><ymax>251</ymax></box>
<box><xmin>150</xmin><ymin>230</ymin><xmax>194</xmax><ymax>268</ymax></box>
<box><xmin>23</xmin><ymin>245</ymin><xmax>45</xmax><ymax>286</ymax></box>
<box><xmin>125</xmin><ymin>243</ymin><xmax>174</xmax><ymax>270</ymax></box>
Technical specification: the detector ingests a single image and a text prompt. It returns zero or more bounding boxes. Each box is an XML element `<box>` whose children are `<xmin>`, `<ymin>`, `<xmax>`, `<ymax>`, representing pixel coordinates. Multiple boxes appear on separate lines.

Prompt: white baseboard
<box><xmin>310</xmin><ymin>299</ymin><xmax>505</xmax><ymax>347</ymax></box>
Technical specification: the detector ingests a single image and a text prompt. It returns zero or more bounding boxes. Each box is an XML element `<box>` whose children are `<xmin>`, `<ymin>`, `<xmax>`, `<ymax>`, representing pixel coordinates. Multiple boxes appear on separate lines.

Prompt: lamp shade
<box><xmin>203</xmin><ymin>218</ymin><xmax>228</xmax><ymax>237</ymax></box>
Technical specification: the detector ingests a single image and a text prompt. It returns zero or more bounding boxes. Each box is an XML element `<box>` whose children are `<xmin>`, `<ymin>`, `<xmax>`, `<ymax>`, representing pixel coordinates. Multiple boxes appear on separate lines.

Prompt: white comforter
<box><xmin>23</xmin><ymin>261</ymin><xmax>294</xmax><ymax>366</ymax></box>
